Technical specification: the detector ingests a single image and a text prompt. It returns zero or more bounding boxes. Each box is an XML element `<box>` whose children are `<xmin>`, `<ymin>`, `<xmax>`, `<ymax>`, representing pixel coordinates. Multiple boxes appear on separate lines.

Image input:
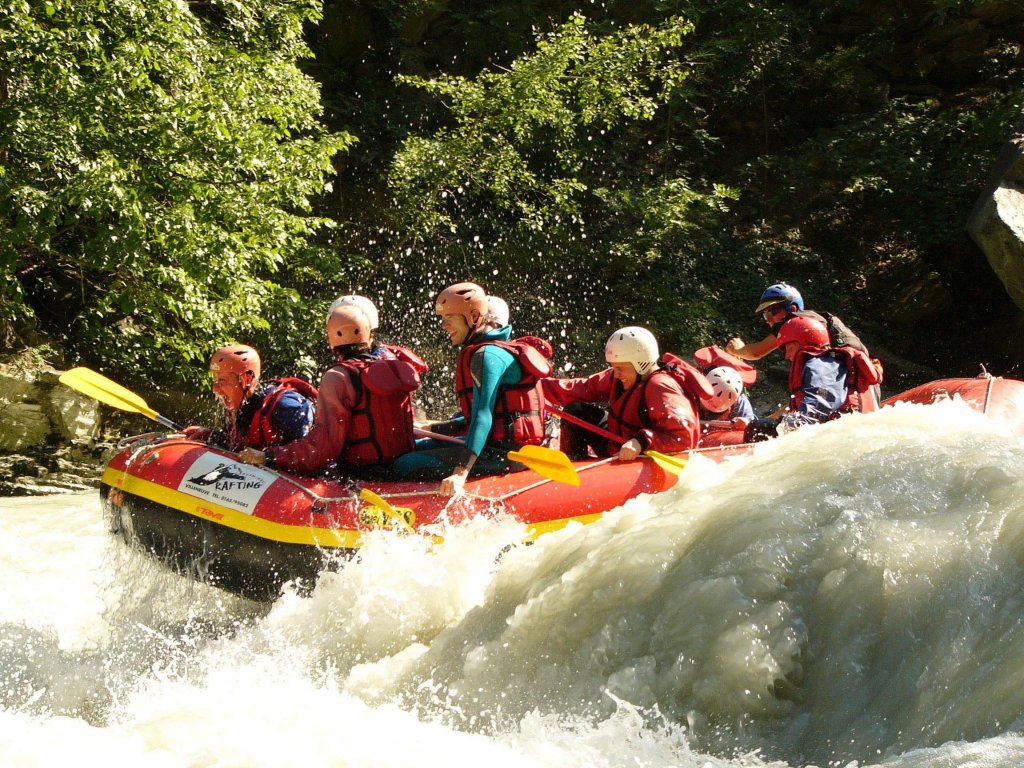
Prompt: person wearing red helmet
<box><xmin>238</xmin><ymin>305</ymin><xmax>425</xmax><ymax>475</ymax></box>
<box><xmin>744</xmin><ymin>315</ymin><xmax>857</xmax><ymax>441</ymax></box>
<box><xmin>185</xmin><ymin>344</ymin><xmax>316</xmax><ymax>452</ymax></box>
<box><xmin>392</xmin><ymin>282</ymin><xmax>552</xmax><ymax>496</ymax></box>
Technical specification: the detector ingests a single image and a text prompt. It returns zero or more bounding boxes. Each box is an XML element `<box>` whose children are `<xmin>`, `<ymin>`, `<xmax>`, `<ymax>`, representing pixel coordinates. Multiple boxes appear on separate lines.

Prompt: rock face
<box><xmin>968</xmin><ymin>111</ymin><xmax>1024</xmax><ymax>310</ymax></box>
<box><xmin>0</xmin><ymin>357</ymin><xmax>108</xmax><ymax>495</ymax></box>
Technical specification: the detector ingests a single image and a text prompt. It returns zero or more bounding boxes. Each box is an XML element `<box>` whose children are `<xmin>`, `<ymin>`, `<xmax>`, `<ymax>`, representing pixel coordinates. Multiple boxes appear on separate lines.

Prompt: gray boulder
<box><xmin>968</xmin><ymin>109</ymin><xmax>1024</xmax><ymax>310</ymax></box>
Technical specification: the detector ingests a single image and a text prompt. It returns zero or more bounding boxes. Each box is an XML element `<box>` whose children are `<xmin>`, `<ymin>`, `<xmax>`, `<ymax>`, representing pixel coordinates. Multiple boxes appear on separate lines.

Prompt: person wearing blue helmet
<box><xmin>727</xmin><ymin>282</ymin><xmax>883</xmax><ymax>413</ymax></box>
<box><xmin>725</xmin><ymin>283</ymin><xmax>805</xmax><ymax>361</ymax></box>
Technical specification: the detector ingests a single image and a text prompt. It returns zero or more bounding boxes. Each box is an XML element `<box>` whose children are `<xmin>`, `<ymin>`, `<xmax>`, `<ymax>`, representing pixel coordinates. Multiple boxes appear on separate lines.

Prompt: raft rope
<box><xmin>127</xmin><ymin>436</ymin><xmax>732</xmax><ymax>509</ymax></box>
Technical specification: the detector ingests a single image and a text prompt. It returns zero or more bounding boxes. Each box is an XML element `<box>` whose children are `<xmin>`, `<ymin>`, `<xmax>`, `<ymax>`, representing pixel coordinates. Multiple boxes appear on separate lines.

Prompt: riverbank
<box><xmin>0</xmin><ymin>349</ymin><xmax>114</xmax><ymax>496</ymax></box>
<box><xmin>0</xmin><ymin>442</ymin><xmax>109</xmax><ymax>496</ymax></box>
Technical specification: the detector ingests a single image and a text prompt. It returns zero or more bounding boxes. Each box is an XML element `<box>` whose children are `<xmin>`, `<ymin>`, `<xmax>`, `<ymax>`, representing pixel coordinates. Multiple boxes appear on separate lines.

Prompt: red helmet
<box><xmin>326</xmin><ymin>305</ymin><xmax>371</xmax><ymax>350</ymax></box>
<box><xmin>435</xmin><ymin>282</ymin><xmax>488</xmax><ymax>327</ymax></box>
<box><xmin>776</xmin><ymin>316</ymin><xmax>830</xmax><ymax>353</ymax></box>
<box><xmin>209</xmin><ymin>344</ymin><xmax>261</xmax><ymax>380</ymax></box>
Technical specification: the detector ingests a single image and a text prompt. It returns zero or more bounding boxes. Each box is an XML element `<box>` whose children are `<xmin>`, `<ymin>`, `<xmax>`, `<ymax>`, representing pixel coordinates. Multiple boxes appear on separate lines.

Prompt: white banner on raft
<box><xmin>178</xmin><ymin>452</ymin><xmax>276</xmax><ymax>515</ymax></box>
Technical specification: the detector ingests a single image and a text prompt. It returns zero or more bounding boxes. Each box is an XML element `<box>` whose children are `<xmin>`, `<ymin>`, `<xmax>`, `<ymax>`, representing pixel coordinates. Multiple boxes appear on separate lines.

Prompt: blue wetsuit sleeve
<box><xmin>465</xmin><ymin>345</ymin><xmax>520</xmax><ymax>456</ymax></box>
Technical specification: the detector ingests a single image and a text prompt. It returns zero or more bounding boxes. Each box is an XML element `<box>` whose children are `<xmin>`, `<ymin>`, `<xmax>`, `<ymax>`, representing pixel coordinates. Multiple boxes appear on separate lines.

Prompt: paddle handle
<box><xmin>155</xmin><ymin>413</ymin><xmax>184</xmax><ymax>431</ymax></box>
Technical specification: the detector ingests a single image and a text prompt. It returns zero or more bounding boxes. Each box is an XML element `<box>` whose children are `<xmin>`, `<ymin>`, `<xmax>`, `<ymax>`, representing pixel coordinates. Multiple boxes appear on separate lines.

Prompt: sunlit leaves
<box><xmin>390</xmin><ymin>13</ymin><xmax>697</xmax><ymax>239</ymax></box>
<box><xmin>0</xmin><ymin>0</ymin><xmax>354</xmax><ymax>385</ymax></box>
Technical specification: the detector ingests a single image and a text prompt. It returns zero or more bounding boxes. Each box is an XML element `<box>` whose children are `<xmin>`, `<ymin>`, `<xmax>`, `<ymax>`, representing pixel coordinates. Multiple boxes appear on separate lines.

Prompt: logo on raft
<box><xmin>178</xmin><ymin>452</ymin><xmax>275</xmax><ymax>515</ymax></box>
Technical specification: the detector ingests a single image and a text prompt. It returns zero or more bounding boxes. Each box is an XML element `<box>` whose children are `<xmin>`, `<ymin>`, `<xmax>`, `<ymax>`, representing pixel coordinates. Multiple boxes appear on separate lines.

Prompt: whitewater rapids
<box><xmin>3</xmin><ymin>397</ymin><xmax>1024</xmax><ymax>767</ymax></box>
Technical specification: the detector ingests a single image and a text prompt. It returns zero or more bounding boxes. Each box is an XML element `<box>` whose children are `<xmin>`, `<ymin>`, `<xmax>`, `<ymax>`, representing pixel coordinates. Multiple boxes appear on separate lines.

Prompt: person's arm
<box><xmin>439</xmin><ymin>346</ymin><xmax>517</xmax><ymax>496</ymax></box>
<box><xmin>725</xmin><ymin>333</ymin><xmax>778</xmax><ymax>361</ymax></box>
<box><xmin>542</xmin><ymin>369</ymin><xmax>616</xmax><ymax>406</ymax></box>
<box><xmin>243</xmin><ymin>368</ymin><xmax>354</xmax><ymax>474</ymax></box>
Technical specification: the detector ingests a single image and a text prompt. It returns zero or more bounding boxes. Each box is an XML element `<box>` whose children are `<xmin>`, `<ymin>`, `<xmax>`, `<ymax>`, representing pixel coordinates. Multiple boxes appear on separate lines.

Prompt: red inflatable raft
<box><xmin>100</xmin><ymin>376</ymin><xmax>1024</xmax><ymax>600</ymax></box>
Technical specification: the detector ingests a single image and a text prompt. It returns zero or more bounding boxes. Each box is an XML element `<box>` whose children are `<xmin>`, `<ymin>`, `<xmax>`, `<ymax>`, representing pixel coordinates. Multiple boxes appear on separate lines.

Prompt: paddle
<box><xmin>59</xmin><ymin>366</ymin><xmax>184</xmax><ymax>431</ymax></box>
<box><xmin>358</xmin><ymin>488</ymin><xmax>415</xmax><ymax>531</ymax></box>
<box><xmin>545</xmin><ymin>404</ymin><xmax>688</xmax><ymax>475</ymax></box>
<box><xmin>413</xmin><ymin>427</ymin><xmax>579</xmax><ymax>487</ymax></box>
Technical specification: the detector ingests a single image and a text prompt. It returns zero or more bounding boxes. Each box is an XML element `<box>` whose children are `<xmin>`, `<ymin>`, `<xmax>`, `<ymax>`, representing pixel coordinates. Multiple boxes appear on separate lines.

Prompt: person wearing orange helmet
<box><xmin>185</xmin><ymin>344</ymin><xmax>316</xmax><ymax>452</ymax></box>
<box><xmin>326</xmin><ymin>293</ymin><xmax>425</xmax><ymax>365</ymax></box>
<box><xmin>392</xmin><ymin>282</ymin><xmax>552</xmax><ymax>496</ymax></box>
<box><xmin>238</xmin><ymin>305</ymin><xmax>426</xmax><ymax>475</ymax></box>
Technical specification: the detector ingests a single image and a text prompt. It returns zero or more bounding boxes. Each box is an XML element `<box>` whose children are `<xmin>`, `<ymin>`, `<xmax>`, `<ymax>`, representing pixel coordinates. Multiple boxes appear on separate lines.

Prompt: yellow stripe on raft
<box><xmin>102</xmin><ymin>466</ymin><xmax>608</xmax><ymax>549</ymax></box>
<box><xmin>102</xmin><ymin>466</ymin><xmax>363</xmax><ymax>549</ymax></box>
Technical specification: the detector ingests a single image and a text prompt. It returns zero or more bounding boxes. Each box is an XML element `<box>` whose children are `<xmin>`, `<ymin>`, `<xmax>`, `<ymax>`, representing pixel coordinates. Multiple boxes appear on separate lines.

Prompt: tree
<box><xmin>0</xmin><ymin>0</ymin><xmax>354</xmax><ymax>386</ymax></box>
<box><xmin>385</xmin><ymin>12</ymin><xmax>739</xmax><ymax>356</ymax></box>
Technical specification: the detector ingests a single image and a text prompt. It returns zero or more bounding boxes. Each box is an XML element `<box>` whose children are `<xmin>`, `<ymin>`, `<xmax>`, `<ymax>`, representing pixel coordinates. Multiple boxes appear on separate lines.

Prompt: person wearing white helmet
<box><xmin>483</xmin><ymin>296</ymin><xmax>510</xmax><ymax>329</ymax></box>
<box><xmin>239</xmin><ymin>305</ymin><xmax>425</xmax><ymax>475</ymax></box>
<box><xmin>543</xmin><ymin>326</ymin><xmax>709</xmax><ymax>461</ymax></box>
<box><xmin>701</xmin><ymin>366</ymin><xmax>756</xmax><ymax>421</ymax></box>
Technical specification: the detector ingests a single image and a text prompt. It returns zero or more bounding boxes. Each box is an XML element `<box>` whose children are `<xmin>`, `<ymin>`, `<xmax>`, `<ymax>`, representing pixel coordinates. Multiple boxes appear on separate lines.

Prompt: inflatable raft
<box><xmin>99</xmin><ymin>375</ymin><xmax>1024</xmax><ymax>600</ymax></box>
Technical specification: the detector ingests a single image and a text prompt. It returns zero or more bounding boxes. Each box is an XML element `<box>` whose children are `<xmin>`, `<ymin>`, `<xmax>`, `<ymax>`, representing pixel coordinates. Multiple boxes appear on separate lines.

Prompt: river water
<box><xmin>3</xmin><ymin>397</ymin><xmax>1024</xmax><ymax>767</ymax></box>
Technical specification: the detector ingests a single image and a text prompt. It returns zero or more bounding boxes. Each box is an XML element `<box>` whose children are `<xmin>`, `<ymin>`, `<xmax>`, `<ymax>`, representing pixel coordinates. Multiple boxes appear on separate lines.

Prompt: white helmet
<box><xmin>484</xmin><ymin>296</ymin><xmax>510</xmax><ymax>328</ymax></box>
<box><xmin>605</xmin><ymin>326</ymin><xmax>659</xmax><ymax>376</ymax></box>
<box><xmin>704</xmin><ymin>366</ymin><xmax>744</xmax><ymax>413</ymax></box>
<box><xmin>327</xmin><ymin>294</ymin><xmax>379</xmax><ymax>331</ymax></box>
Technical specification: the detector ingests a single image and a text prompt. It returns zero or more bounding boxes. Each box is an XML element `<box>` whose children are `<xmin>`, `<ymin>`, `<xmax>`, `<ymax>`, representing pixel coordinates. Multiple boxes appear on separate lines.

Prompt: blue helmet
<box><xmin>754</xmin><ymin>283</ymin><xmax>804</xmax><ymax>315</ymax></box>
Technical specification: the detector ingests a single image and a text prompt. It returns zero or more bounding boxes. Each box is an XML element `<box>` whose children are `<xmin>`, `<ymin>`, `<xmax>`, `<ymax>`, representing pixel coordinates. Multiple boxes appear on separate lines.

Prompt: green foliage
<box><xmin>390</xmin><ymin>13</ymin><xmax>702</xmax><ymax>237</ymax></box>
<box><xmin>3</xmin><ymin>0</ymin><xmax>1021</xmax><ymax>393</ymax></box>
<box><xmin>0</xmin><ymin>0</ymin><xmax>353</xmax><ymax>386</ymax></box>
<box><xmin>383</xmin><ymin>12</ymin><xmax>741</xmax><ymax>365</ymax></box>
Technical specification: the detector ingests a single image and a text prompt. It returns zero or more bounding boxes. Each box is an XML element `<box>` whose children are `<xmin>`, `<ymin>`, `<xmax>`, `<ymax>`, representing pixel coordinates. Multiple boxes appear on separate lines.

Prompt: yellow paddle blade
<box><xmin>508</xmin><ymin>445</ymin><xmax>580</xmax><ymax>487</ymax></box>
<box><xmin>358</xmin><ymin>488</ymin><xmax>415</xmax><ymax>531</ymax></box>
<box><xmin>644</xmin><ymin>450</ymin><xmax>688</xmax><ymax>476</ymax></box>
<box><xmin>59</xmin><ymin>367</ymin><xmax>180</xmax><ymax>429</ymax></box>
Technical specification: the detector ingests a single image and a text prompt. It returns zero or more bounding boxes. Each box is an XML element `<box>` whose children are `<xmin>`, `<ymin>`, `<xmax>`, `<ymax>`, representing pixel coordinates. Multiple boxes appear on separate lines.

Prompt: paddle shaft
<box><xmin>413</xmin><ymin>427</ymin><xmax>465</xmax><ymax>445</ymax></box>
<box><xmin>413</xmin><ymin>427</ymin><xmax>579</xmax><ymax>486</ymax></box>
<box><xmin>546</xmin><ymin>404</ymin><xmax>624</xmax><ymax>444</ymax></box>
<box><xmin>546</xmin><ymin>404</ymin><xmax>688</xmax><ymax>475</ymax></box>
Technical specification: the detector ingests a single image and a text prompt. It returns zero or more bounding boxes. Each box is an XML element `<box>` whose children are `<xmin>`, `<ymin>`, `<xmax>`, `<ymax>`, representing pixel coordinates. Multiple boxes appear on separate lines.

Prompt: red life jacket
<box><xmin>607</xmin><ymin>354</ymin><xmax>712</xmax><ymax>441</ymax></box>
<box><xmin>244</xmin><ymin>377</ymin><xmax>319</xmax><ymax>448</ymax></box>
<box><xmin>376</xmin><ymin>343</ymin><xmax>430</xmax><ymax>374</ymax></box>
<box><xmin>692</xmin><ymin>345</ymin><xmax>758</xmax><ymax>386</ymax></box>
<box><xmin>787</xmin><ymin>345</ymin><xmax>882</xmax><ymax>415</ymax></box>
<box><xmin>337</xmin><ymin>357</ymin><xmax>421</xmax><ymax>466</ymax></box>
<box><xmin>456</xmin><ymin>336</ymin><xmax>553</xmax><ymax>447</ymax></box>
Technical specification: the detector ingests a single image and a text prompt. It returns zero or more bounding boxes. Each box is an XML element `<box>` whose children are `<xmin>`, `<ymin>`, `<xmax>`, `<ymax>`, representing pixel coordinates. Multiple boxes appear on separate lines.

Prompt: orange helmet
<box><xmin>776</xmin><ymin>316</ymin><xmax>830</xmax><ymax>353</ymax></box>
<box><xmin>328</xmin><ymin>294</ymin><xmax>379</xmax><ymax>331</ymax></box>
<box><xmin>209</xmin><ymin>345</ymin><xmax>260</xmax><ymax>411</ymax></box>
<box><xmin>326</xmin><ymin>305</ymin><xmax>371</xmax><ymax>350</ymax></box>
<box><xmin>209</xmin><ymin>344</ymin><xmax>261</xmax><ymax>380</ymax></box>
<box><xmin>435</xmin><ymin>282</ymin><xmax>488</xmax><ymax>327</ymax></box>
